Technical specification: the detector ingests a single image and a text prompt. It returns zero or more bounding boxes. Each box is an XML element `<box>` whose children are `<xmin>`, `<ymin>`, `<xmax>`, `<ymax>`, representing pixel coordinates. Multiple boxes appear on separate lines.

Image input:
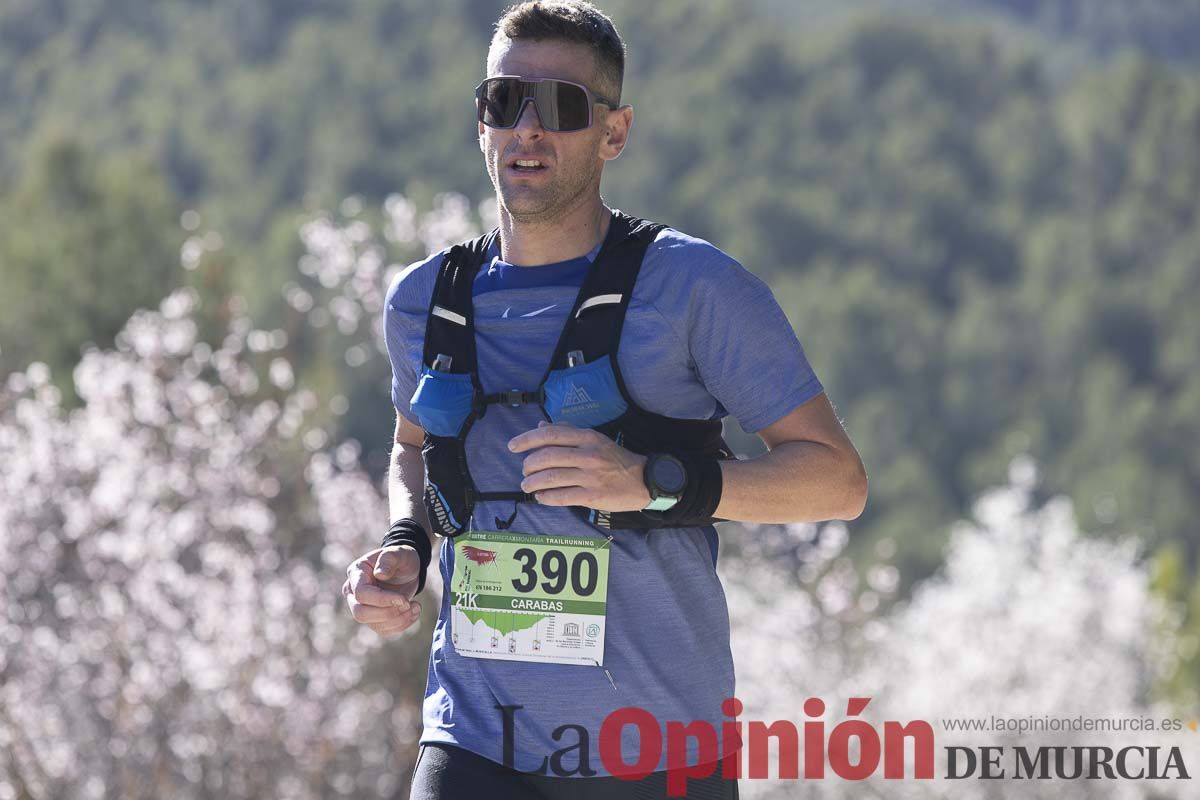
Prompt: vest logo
<box><xmin>562</xmin><ymin>383</ymin><xmax>593</xmax><ymax>407</ymax></box>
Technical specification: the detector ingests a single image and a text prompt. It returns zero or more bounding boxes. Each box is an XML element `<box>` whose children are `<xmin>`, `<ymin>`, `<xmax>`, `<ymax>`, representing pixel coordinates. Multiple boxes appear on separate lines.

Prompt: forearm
<box><xmin>713</xmin><ymin>440</ymin><xmax>867</xmax><ymax>524</ymax></box>
<box><xmin>388</xmin><ymin>443</ymin><xmax>434</xmax><ymax>544</ymax></box>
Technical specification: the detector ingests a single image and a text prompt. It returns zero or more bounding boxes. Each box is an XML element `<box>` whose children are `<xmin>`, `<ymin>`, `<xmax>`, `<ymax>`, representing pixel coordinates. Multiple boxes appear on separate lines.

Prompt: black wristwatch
<box><xmin>642</xmin><ymin>453</ymin><xmax>688</xmax><ymax>512</ymax></box>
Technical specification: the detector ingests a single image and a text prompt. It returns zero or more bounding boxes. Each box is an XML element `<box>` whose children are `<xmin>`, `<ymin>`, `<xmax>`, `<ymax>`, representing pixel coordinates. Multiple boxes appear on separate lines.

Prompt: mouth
<box><xmin>505</xmin><ymin>156</ymin><xmax>550</xmax><ymax>176</ymax></box>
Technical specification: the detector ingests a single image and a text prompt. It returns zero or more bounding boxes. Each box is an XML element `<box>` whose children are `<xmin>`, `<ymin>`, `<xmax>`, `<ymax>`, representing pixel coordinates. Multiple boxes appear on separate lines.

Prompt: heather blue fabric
<box><xmin>471</xmin><ymin>240</ymin><xmax>598</xmax><ymax>296</ymax></box>
<box><xmin>383</xmin><ymin>221</ymin><xmax>824</xmax><ymax>776</ymax></box>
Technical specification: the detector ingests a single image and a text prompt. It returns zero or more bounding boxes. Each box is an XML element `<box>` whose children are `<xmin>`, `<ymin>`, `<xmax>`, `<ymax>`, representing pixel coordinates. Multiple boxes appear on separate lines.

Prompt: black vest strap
<box><xmin>422</xmin><ymin>230</ymin><xmax>497</xmax><ymax>382</ymax></box>
<box><xmin>475</xmin><ymin>490</ymin><xmax>536</xmax><ymax>502</ymax></box>
<box><xmin>540</xmin><ymin>212</ymin><xmax>663</xmax><ymax>378</ymax></box>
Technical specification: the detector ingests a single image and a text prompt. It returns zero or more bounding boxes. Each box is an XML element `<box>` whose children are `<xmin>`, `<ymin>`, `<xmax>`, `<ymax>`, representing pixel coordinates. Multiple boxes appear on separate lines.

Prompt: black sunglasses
<box><xmin>475</xmin><ymin>76</ymin><xmax>617</xmax><ymax>132</ymax></box>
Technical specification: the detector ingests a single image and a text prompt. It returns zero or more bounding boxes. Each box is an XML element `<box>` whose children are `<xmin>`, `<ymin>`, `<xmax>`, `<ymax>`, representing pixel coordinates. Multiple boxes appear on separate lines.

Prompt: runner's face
<box><xmin>480</xmin><ymin>39</ymin><xmax>613</xmax><ymax>223</ymax></box>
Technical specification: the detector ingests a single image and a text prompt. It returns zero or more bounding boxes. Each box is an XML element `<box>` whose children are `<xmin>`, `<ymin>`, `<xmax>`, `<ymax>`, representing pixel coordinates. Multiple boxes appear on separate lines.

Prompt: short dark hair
<box><xmin>489</xmin><ymin>1</ymin><xmax>626</xmax><ymax>103</ymax></box>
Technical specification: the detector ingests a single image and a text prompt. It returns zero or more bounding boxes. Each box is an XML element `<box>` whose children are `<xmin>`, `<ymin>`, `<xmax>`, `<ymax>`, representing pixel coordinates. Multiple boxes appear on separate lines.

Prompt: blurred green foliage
<box><xmin>0</xmin><ymin>137</ymin><xmax>183</xmax><ymax>398</ymax></box>
<box><xmin>0</xmin><ymin>0</ymin><xmax>1197</xmax><ymax>694</ymax></box>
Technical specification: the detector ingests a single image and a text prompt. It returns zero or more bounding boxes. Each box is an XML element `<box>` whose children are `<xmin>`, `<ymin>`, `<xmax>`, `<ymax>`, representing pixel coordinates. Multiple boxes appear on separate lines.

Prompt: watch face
<box><xmin>652</xmin><ymin>456</ymin><xmax>687</xmax><ymax>496</ymax></box>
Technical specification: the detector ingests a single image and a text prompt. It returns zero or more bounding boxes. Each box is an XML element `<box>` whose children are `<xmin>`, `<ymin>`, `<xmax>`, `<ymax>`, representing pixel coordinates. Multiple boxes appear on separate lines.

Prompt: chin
<box><xmin>498</xmin><ymin>190</ymin><xmax>559</xmax><ymax>220</ymax></box>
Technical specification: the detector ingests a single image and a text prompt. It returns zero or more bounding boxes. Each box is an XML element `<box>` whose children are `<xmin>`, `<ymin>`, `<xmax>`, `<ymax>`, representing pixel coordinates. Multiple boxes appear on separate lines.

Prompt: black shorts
<box><xmin>409</xmin><ymin>742</ymin><xmax>740</xmax><ymax>800</ymax></box>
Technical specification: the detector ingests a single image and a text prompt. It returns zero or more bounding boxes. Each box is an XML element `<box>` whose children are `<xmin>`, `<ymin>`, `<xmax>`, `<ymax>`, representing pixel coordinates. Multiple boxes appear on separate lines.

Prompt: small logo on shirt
<box><xmin>501</xmin><ymin>304</ymin><xmax>556</xmax><ymax>318</ymax></box>
<box><xmin>562</xmin><ymin>383</ymin><xmax>593</xmax><ymax>407</ymax></box>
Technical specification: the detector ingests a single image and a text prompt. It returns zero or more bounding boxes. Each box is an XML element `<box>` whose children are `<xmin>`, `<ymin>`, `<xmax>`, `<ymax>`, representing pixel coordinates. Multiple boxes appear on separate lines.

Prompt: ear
<box><xmin>598</xmin><ymin>105</ymin><xmax>634</xmax><ymax>161</ymax></box>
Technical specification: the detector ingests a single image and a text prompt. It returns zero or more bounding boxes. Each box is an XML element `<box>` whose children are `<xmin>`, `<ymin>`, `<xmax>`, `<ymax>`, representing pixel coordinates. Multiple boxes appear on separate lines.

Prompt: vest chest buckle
<box><xmin>484</xmin><ymin>389</ymin><xmax>541</xmax><ymax>408</ymax></box>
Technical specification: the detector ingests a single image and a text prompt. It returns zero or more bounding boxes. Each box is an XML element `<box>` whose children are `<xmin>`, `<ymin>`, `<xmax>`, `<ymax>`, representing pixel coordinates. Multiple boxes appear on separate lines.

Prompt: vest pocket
<box><xmin>543</xmin><ymin>355</ymin><xmax>628</xmax><ymax>428</ymax></box>
<box><xmin>410</xmin><ymin>367</ymin><xmax>475</xmax><ymax>438</ymax></box>
<box><xmin>421</xmin><ymin>434</ymin><xmax>469</xmax><ymax>536</ymax></box>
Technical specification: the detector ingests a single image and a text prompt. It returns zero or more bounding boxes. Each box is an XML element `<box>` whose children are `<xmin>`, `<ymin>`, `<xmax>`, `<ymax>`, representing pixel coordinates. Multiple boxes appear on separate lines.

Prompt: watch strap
<box><xmin>643</xmin><ymin>494</ymin><xmax>681</xmax><ymax>512</ymax></box>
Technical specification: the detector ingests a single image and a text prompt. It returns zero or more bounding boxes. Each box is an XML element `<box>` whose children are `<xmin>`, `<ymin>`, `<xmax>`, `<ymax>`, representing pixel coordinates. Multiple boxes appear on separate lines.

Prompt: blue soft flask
<box><xmin>543</xmin><ymin>353</ymin><xmax>628</xmax><ymax>428</ymax></box>
<box><xmin>409</xmin><ymin>355</ymin><xmax>476</xmax><ymax>438</ymax></box>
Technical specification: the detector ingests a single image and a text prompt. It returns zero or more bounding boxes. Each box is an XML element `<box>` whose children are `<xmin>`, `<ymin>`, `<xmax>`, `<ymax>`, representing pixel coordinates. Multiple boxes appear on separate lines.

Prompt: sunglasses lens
<box><xmin>479</xmin><ymin>79</ymin><xmax>524</xmax><ymax>128</ymax></box>
<box><xmin>478</xmin><ymin>78</ymin><xmax>592</xmax><ymax>131</ymax></box>
<box><xmin>535</xmin><ymin>81</ymin><xmax>591</xmax><ymax>131</ymax></box>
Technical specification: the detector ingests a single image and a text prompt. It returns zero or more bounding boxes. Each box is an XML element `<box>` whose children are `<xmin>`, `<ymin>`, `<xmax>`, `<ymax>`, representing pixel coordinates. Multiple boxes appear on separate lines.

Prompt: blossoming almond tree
<box><xmin>0</xmin><ymin>291</ymin><xmax>421</xmax><ymax>799</ymax></box>
<box><xmin>0</xmin><ymin>192</ymin><xmax>489</xmax><ymax>799</ymax></box>
<box><xmin>725</xmin><ymin>458</ymin><xmax>1188</xmax><ymax>799</ymax></box>
<box><xmin>0</xmin><ymin>192</ymin><xmax>494</xmax><ymax>799</ymax></box>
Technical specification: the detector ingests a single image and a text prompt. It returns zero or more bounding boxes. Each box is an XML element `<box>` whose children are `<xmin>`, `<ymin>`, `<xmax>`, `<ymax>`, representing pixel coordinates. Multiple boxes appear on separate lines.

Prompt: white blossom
<box><xmin>725</xmin><ymin>472</ymin><xmax>1187</xmax><ymax>799</ymax></box>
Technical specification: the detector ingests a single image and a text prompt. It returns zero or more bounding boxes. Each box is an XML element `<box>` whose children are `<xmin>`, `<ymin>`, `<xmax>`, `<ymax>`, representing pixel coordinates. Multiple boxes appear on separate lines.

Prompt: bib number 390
<box><xmin>449</xmin><ymin>530</ymin><xmax>610</xmax><ymax>666</ymax></box>
<box><xmin>511</xmin><ymin>547</ymin><xmax>599</xmax><ymax>596</ymax></box>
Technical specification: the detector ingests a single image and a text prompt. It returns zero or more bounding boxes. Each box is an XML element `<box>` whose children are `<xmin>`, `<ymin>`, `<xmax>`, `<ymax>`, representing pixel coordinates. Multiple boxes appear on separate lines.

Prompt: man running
<box><xmin>343</xmin><ymin>3</ymin><xmax>867</xmax><ymax>797</ymax></box>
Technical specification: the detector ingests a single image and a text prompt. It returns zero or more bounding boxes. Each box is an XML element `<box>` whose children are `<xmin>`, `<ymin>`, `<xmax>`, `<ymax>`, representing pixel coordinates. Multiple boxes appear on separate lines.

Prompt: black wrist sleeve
<box><xmin>646</xmin><ymin>452</ymin><xmax>725</xmax><ymax>527</ymax></box>
<box><xmin>381</xmin><ymin>518</ymin><xmax>433</xmax><ymax>595</ymax></box>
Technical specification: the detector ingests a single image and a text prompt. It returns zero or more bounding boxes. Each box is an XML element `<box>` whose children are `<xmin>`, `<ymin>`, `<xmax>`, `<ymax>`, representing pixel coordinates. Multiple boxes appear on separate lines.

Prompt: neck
<box><xmin>497</xmin><ymin>193</ymin><xmax>611</xmax><ymax>266</ymax></box>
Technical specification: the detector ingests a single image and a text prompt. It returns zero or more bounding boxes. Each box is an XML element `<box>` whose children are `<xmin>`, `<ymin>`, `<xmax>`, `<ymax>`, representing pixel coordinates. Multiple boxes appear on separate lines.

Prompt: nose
<box><xmin>512</xmin><ymin>98</ymin><xmax>545</xmax><ymax>139</ymax></box>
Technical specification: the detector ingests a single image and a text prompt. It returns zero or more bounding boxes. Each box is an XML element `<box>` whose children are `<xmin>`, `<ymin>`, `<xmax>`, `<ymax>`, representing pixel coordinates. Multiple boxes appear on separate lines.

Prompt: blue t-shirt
<box><xmin>383</xmin><ymin>220</ymin><xmax>824</xmax><ymax>776</ymax></box>
<box><xmin>471</xmin><ymin>239</ymin><xmax>600</xmax><ymax>297</ymax></box>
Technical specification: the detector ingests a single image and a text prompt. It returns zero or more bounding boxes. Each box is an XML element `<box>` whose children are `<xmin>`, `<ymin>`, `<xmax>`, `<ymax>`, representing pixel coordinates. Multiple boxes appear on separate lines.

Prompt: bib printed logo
<box><xmin>450</xmin><ymin>531</ymin><xmax>611</xmax><ymax>666</ymax></box>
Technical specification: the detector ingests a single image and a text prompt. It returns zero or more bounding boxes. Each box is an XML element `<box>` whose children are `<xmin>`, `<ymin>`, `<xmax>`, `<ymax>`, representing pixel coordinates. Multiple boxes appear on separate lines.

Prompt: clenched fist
<box><xmin>343</xmin><ymin>546</ymin><xmax>424</xmax><ymax>637</ymax></box>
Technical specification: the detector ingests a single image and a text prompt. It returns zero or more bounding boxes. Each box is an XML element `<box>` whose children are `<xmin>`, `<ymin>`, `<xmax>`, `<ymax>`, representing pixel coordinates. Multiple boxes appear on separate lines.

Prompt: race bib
<box><xmin>450</xmin><ymin>530</ymin><xmax>610</xmax><ymax>666</ymax></box>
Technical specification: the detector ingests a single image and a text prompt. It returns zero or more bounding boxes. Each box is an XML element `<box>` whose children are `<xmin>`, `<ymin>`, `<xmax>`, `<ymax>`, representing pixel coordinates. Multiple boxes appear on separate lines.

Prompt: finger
<box><xmin>372</xmin><ymin>603</ymin><xmax>423</xmax><ymax>636</ymax></box>
<box><xmin>347</xmin><ymin>561</ymin><xmax>414</xmax><ymax>609</ymax></box>
<box><xmin>521</xmin><ymin>445</ymin><xmax>598</xmax><ymax>476</ymax></box>
<box><xmin>345</xmin><ymin>563</ymin><xmax>373</xmax><ymax>595</ymax></box>
<box><xmin>373</xmin><ymin>547</ymin><xmax>421</xmax><ymax>584</ymax></box>
<box><xmin>521</xmin><ymin>467</ymin><xmax>589</xmax><ymax>494</ymax></box>
<box><xmin>533</xmin><ymin>486</ymin><xmax>596</xmax><ymax>507</ymax></box>
<box><xmin>508</xmin><ymin>423</ymin><xmax>592</xmax><ymax>454</ymax></box>
<box><xmin>347</xmin><ymin>553</ymin><xmax>373</xmax><ymax>578</ymax></box>
<box><xmin>355</xmin><ymin>581</ymin><xmax>414</xmax><ymax>610</ymax></box>
<box><xmin>349</xmin><ymin>596</ymin><xmax>414</xmax><ymax>624</ymax></box>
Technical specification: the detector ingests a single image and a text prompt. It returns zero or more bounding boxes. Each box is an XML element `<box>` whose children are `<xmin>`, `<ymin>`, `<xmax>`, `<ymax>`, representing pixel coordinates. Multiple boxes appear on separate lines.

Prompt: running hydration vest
<box><xmin>409</xmin><ymin>211</ymin><xmax>735</xmax><ymax>537</ymax></box>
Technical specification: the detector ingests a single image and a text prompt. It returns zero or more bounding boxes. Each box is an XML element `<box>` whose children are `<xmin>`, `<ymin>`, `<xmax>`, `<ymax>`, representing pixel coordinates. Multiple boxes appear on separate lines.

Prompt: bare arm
<box><xmin>341</xmin><ymin>410</ymin><xmax>431</xmax><ymax>638</ymax></box>
<box><xmin>510</xmin><ymin>393</ymin><xmax>867</xmax><ymax>526</ymax></box>
<box><xmin>714</xmin><ymin>392</ymin><xmax>867</xmax><ymax>523</ymax></box>
<box><xmin>390</xmin><ymin>410</ymin><xmax>433</xmax><ymax>542</ymax></box>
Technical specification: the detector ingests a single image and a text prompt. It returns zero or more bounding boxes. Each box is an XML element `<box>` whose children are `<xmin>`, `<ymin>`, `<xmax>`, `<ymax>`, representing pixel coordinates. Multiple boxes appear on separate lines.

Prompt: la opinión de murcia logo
<box><xmin>494</xmin><ymin>697</ymin><xmax>1192</xmax><ymax>798</ymax></box>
